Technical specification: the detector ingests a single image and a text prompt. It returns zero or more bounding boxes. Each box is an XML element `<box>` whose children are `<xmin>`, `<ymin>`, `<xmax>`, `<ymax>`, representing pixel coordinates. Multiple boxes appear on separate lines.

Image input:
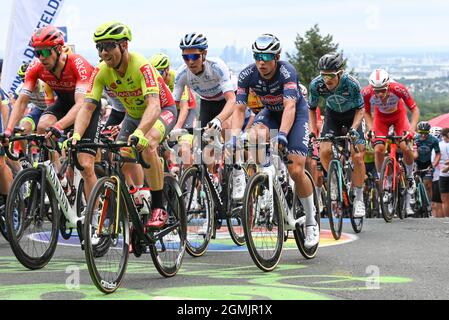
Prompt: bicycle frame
<box><xmin>41</xmin><ymin>160</ymin><xmax>83</xmax><ymax>229</ymax></box>
<box><xmin>263</xmin><ymin>153</ymin><xmax>306</xmax><ymax>231</ymax></box>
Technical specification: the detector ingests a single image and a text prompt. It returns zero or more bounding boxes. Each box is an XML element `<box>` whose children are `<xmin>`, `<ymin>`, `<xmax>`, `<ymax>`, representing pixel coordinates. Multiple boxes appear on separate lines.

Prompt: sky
<box><xmin>1</xmin><ymin>0</ymin><xmax>449</xmax><ymax>57</ymax></box>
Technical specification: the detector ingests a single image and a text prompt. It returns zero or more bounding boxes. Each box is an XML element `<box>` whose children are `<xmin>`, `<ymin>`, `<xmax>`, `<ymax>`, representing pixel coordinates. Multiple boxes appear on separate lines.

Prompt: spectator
<box><xmin>438</xmin><ymin>128</ymin><xmax>449</xmax><ymax>217</ymax></box>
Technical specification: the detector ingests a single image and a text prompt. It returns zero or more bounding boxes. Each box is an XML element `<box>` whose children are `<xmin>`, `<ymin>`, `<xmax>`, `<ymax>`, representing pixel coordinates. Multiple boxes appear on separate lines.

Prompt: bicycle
<box><xmin>3</xmin><ymin>133</ymin><xmax>86</xmax><ymax>269</ymax></box>
<box><xmin>373</xmin><ymin>126</ymin><xmax>411</xmax><ymax>223</ymax></box>
<box><xmin>316</xmin><ymin>130</ymin><xmax>363</xmax><ymax>240</ymax></box>
<box><xmin>242</xmin><ymin>141</ymin><xmax>320</xmax><ymax>272</ymax></box>
<box><xmin>77</xmin><ymin>138</ymin><xmax>186</xmax><ymax>294</ymax></box>
<box><xmin>411</xmin><ymin>166</ymin><xmax>432</xmax><ymax>218</ymax></box>
<box><xmin>364</xmin><ymin>171</ymin><xmax>381</xmax><ymax>219</ymax></box>
<box><xmin>179</xmin><ymin>128</ymin><xmax>248</xmax><ymax>257</ymax></box>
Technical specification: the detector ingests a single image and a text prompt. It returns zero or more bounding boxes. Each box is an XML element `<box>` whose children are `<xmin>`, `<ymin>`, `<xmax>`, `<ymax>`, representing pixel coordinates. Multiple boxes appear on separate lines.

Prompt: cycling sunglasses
<box><xmin>96</xmin><ymin>41</ymin><xmax>119</xmax><ymax>53</ymax></box>
<box><xmin>373</xmin><ymin>87</ymin><xmax>388</xmax><ymax>93</ymax></box>
<box><xmin>182</xmin><ymin>53</ymin><xmax>202</xmax><ymax>61</ymax></box>
<box><xmin>157</xmin><ymin>69</ymin><xmax>165</xmax><ymax>75</ymax></box>
<box><xmin>34</xmin><ymin>47</ymin><xmax>55</xmax><ymax>58</ymax></box>
<box><xmin>320</xmin><ymin>71</ymin><xmax>341</xmax><ymax>80</ymax></box>
<box><xmin>253</xmin><ymin>53</ymin><xmax>275</xmax><ymax>62</ymax></box>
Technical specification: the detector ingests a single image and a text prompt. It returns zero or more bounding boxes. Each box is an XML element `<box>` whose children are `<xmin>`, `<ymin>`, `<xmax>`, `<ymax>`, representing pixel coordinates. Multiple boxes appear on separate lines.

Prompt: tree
<box><xmin>287</xmin><ymin>24</ymin><xmax>347</xmax><ymax>86</ymax></box>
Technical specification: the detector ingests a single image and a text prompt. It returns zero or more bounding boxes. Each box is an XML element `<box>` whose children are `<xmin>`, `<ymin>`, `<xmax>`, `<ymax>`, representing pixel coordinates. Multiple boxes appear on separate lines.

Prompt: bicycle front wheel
<box><xmin>149</xmin><ymin>174</ymin><xmax>187</xmax><ymax>277</ymax></box>
<box><xmin>242</xmin><ymin>172</ymin><xmax>283</xmax><ymax>272</ymax></box>
<box><xmin>380</xmin><ymin>157</ymin><xmax>397</xmax><ymax>222</ymax></box>
<box><xmin>294</xmin><ymin>170</ymin><xmax>320</xmax><ymax>259</ymax></box>
<box><xmin>327</xmin><ymin>161</ymin><xmax>343</xmax><ymax>240</ymax></box>
<box><xmin>6</xmin><ymin>168</ymin><xmax>59</xmax><ymax>270</ymax></box>
<box><xmin>225</xmin><ymin>167</ymin><xmax>247</xmax><ymax>246</ymax></box>
<box><xmin>180</xmin><ymin>166</ymin><xmax>213</xmax><ymax>257</ymax></box>
<box><xmin>84</xmin><ymin>176</ymin><xmax>129</xmax><ymax>294</ymax></box>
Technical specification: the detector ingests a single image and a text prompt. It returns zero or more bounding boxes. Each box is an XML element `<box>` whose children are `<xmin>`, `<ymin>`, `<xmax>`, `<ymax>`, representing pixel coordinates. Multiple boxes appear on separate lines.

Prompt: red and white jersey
<box><xmin>362</xmin><ymin>80</ymin><xmax>417</xmax><ymax>121</ymax></box>
<box><xmin>22</xmin><ymin>54</ymin><xmax>93</xmax><ymax>97</ymax></box>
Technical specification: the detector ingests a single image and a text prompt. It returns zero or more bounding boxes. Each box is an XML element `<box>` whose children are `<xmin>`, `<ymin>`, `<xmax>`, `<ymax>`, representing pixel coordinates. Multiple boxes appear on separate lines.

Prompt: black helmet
<box><xmin>417</xmin><ymin>121</ymin><xmax>431</xmax><ymax>133</ymax></box>
<box><xmin>318</xmin><ymin>52</ymin><xmax>344</xmax><ymax>71</ymax></box>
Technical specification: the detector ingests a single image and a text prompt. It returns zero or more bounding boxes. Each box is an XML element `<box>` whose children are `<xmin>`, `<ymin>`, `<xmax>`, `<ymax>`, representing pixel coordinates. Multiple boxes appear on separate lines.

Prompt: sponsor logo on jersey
<box><xmin>140</xmin><ymin>64</ymin><xmax>157</xmax><ymax>88</ymax></box>
<box><xmin>87</xmin><ymin>67</ymin><xmax>100</xmax><ymax>93</ymax></box>
<box><xmin>116</xmin><ymin>88</ymin><xmax>143</xmax><ymax>97</ymax></box>
<box><xmin>74</xmin><ymin>57</ymin><xmax>89</xmax><ymax>81</ymax></box>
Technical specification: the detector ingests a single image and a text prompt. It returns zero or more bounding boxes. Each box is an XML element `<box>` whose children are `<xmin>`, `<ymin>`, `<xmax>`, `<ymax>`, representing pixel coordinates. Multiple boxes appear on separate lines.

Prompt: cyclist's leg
<box><xmin>396</xmin><ymin>116</ymin><xmax>414</xmax><ymax>179</ymax></box>
<box><xmin>76</xmin><ymin>103</ymin><xmax>102</xmax><ymax>200</ymax></box>
<box><xmin>247</xmin><ymin>108</ymin><xmax>272</xmax><ymax>166</ymax></box>
<box><xmin>142</xmin><ymin>106</ymin><xmax>177</xmax><ymax>227</ymax></box>
<box><xmin>372</xmin><ymin>115</ymin><xmax>390</xmax><ymax>175</ymax></box>
<box><xmin>351</xmin><ymin>125</ymin><xmax>366</xmax><ymax>205</ymax></box>
<box><xmin>286</xmin><ymin>108</ymin><xmax>316</xmax><ymax>228</ymax></box>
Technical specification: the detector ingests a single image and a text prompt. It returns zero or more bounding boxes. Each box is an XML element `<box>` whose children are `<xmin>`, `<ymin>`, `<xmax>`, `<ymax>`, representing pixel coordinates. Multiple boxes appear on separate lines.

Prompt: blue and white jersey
<box><xmin>236</xmin><ymin>61</ymin><xmax>307</xmax><ymax>112</ymax></box>
<box><xmin>173</xmin><ymin>57</ymin><xmax>235</xmax><ymax>102</ymax></box>
<box><xmin>309</xmin><ymin>72</ymin><xmax>364</xmax><ymax>113</ymax></box>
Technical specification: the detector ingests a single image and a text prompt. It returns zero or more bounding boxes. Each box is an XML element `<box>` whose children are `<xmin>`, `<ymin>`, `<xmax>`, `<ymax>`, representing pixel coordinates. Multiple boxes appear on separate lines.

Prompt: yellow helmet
<box><xmin>149</xmin><ymin>53</ymin><xmax>170</xmax><ymax>70</ymax></box>
<box><xmin>18</xmin><ymin>62</ymin><xmax>29</xmax><ymax>80</ymax></box>
<box><xmin>93</xmin><ymin>21</ymin><xmax>132</xmax><ymax>43</ymax></box>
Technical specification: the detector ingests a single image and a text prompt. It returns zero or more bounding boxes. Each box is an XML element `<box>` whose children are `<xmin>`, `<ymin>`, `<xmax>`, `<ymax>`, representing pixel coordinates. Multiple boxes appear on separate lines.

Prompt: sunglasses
<box><xmin>157</xmin><ymin>69</ymin><xmax>165</xmax><ymax>76</ymax></box>
<box><xmin>96</xmin><ymin>41</ymin><xmax>119</xmax><ymax>53</ymax></box>
<box><xmin>182</xmin><ymin>53</ymin><xmax>202</xmax><ymax>61</ymax></box>
<box><xmin>34</xmin><ymin>47</ymin><xmax>55</xmax><ymax>58</ymax></box>
<box><xmin>418</xmin><ymin>131</ymin><xmax>429</xmax><ymax>135</ymax></box>
<box><xmin>320</xmin><ymin>71</ymin><xmax>341</xmax><ymax>80</ymax></box>
<box><xmin>373</xmin><ymin>88</ymin><xmax>388</xmax><ymax>93</ymax></box>
<box><xmin>253</xmin><ymin>53</ymin><xmax>275</xmax><ymax>62</ymax></box>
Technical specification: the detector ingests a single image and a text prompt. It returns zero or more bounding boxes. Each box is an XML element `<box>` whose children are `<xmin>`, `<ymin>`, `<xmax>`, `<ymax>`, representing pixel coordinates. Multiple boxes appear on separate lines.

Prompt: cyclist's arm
<box><xmin>54</xmin><ymin>92</ymin><xmax>85</xmax><ymax>130</ymax></box>
<box><xmin>279</xmin><ymin>99</ymin><xmax>296</xmax><ymax>135</ymax></box>
<box><xmin>1</xmin><ymin>102</ymin><xmax>9</xmax><ymax>129</ymax></box>
<box><xmin>231</xmin><ymin>103</ymin><xmax>246</xmax><ymax>136</ymax></box>
<box><xmin>215</xmin><ymin>90</ymin><xmax>236</xmax><ymax>124</ymax></box>
<box><xmin>174</xmin><ymin>99</ymin><xmax>189</xmax><ymax>130</ymax></box>
<box><xmin>351</xmin><ymin>107</ymin><xmax>364</xmax><ymax>130</ymax></box>
<box><xmin>6</xmin><ymin>93</ymin><xmax>31</xmax><ymax>131</ymax></box>
<box><xmin>409</xmin><ymin>107</ymin><xmax>420</xmax><ymax>132</ymax></box>
<box><xmin>309</xmin><ymin>109</ymin><xmax>318</xmax><ymax>136</ymax></box>
<box><xmin>136</xmin><ymin>94</ymin><xmax>161</xmax><ymax>134</ymax></box>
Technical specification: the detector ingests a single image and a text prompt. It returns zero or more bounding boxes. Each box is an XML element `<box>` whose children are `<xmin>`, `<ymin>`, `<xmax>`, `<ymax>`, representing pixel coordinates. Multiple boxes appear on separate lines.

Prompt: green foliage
<box><xmin>287</xmin><ymin>24</ymin><xmax>348</xmax><ymax>86</ymax></box>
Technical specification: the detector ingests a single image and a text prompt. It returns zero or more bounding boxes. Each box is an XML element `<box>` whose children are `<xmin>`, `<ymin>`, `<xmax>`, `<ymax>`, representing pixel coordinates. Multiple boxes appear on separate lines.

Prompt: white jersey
<box><xmin>431</xmin><ymin>149</ymin><xmax>440</xmax><ymax>181</ymax></box>
<box><xmin>438</xmin><ymin>140</ymin><xmax>449</xmax><ymax>178</ymax></box>
<box><xmin>173</xmin><ymin>57</ymin><xmax>236</xmax><ymax>102</ymax></box>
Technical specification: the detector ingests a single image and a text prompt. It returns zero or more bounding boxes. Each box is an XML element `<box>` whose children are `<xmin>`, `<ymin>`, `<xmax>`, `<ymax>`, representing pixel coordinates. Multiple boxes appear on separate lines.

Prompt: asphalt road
<box><xmin>1</xmin><ymin>217</ymin><xmax>449</xmax><ymax>300</ymax></box>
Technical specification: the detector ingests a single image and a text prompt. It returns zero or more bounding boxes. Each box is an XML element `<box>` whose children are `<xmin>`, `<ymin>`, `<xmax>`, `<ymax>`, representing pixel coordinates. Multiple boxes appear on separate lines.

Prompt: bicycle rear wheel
<box><xmin>294</xmin><ymin>170</ymin><xmax>320</xmax><ymax>259</ymax></box>
<box><xmin>84</xmin><ymin>176</ymin><xmax>129</xmax><ymax>294</ymax></box>
<box><xmin>242</xmin><ymin>172</ymin><xmax>283</xmax><ymax>272</ymax></box>
<box><xmin>327</xmin><ymin>161</ymin><xmax>343</xmax><ymax>240</ymax></box>
<box><xmin>180</xmin><ymin>166</ymin><xmax>213</xmax><ymax>257</ymax></box>
<box><xmin>149</xmin><ymin>174</ymin><xmax>187</xmax><ymax>277</ymax></box>
<box><xmin>6</xmin><ymin>168</ymin><xmax>59</xmax><ymax>270</ymax></box>
<box><xmin>380</xmin><ymin>157</ymin><xmax>396</xmax><ymax>222</ymax></box>
<box><xmin>225</xmin><ymin>167</ymin><xmax>246</xmax><ymax>246</ymax></box>
<box><xmin>419</xmin><ymin>182</ymin><xmax>431</xmax><ymax>218</ymax></box>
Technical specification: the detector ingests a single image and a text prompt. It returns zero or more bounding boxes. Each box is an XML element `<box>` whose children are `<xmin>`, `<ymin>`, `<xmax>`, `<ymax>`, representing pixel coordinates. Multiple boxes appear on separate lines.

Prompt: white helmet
<box><xmin>252</xmin><ymin>34</ymin><xmax>281</xmax><ymax>54</ymax></box>
<box><xmin>430</xmin><ymin>126</ymin><xmax>442</xmax><ymax>138</ymax></box>
<box><xmin>369</xmin><ymin>69</ymin><xmax>390</xmax><ymax>89</ymax></box>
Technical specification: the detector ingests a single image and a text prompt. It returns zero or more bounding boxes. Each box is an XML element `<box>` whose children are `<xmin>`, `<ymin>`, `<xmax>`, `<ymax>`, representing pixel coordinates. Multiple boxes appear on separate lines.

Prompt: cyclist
<box><xmin>13</xmin><ymin>63</ymin><xmax>55</xmax><ymax>151</ymax></box>
<box><xmin>309</xmin><ymin>52</ymin><xmax>366</xmax><ymax>218</ymax></box>
<box><xmin>438</xmin><ymin>128</ymin><xmax>449</xmax><ymax>217</ymax></box>
<box><xmin>430</xmin><ymin>126</ymin><xmax>443</xmax><ymax>217</ymax></box>
<box><xmin>363</xmin><ymin>69</ymin><xmax>420</xmax><ymax>216</ymax></box>
<box><xmin>414</xmin><ymin>121</ymin><xmax>441</xmax><ymax>204</ymax></box>
<box><xmin>173</xmin><ymin>32</ymin><xmax>237</xmax><ymax>218</ymax></box>
<box><xmin>72</xmin><ymin>21</ymin><xmax>177</xmax><ymax>229</ymax></box>
<box><xmin>236</xmin><ymin>33</ymin><xmax>318</xmax><ymax>248</ymax></box>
